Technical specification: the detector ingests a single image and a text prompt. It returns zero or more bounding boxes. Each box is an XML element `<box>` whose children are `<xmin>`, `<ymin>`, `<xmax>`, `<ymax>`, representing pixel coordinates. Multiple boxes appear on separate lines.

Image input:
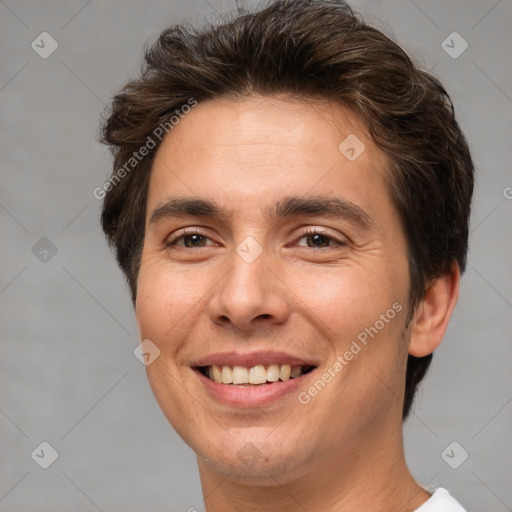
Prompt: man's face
<box><xmin>136</xmin><ymin>95</ymin><xmax>412</xmax><ymax>482</ymax></box>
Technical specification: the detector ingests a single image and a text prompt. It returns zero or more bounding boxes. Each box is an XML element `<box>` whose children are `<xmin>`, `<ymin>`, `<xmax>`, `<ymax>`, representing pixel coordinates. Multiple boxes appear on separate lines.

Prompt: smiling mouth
<box><xmin>197</xmin><ymin>364</ymin><xmax>316</xmax><ymax>385</ymax></box>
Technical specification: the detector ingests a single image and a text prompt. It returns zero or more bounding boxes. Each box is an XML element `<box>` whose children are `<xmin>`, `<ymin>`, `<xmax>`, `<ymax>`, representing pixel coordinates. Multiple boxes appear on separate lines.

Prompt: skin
<box><xmin>135</xmin><ymin>95</ymin><xmax>460</xmax><ymax>511</ymax></box>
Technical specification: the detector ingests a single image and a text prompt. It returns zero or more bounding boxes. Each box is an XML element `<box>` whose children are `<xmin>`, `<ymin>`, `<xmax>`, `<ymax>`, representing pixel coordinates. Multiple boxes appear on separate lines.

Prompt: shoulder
<box><xmin>413</xmin><ymin>488</ymin><xmax>467</xmax><ymax>512</ymax></box>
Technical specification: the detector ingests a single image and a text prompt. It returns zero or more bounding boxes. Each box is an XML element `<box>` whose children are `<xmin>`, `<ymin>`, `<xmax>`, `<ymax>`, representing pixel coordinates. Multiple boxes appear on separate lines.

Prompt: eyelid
<box><xmin>166</xmin><ymin>226</ymin><xmax>347</xmax><ymax>249</ymax></box>
<box><xmin>166</xmin><ymin>227</ymin><xmax>215</xmax><ymax>246</ymax></box>
<box><xmin>293</xmin><ymin>226</ymin><xmax>348</xmax><ymax>247</ymax></box>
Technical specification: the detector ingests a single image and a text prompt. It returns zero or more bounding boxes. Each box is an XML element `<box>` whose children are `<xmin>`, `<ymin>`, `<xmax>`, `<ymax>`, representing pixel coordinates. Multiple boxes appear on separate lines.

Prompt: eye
<box><xmin>166</xmin><ymin>228</ymin><xmax>216</xmax><ymax>248</ymax></box>
<box><xmin>166</xmin><ymin>227</ymin><xmax>347</xmax><ymax>251</ymax></box>
<box><xmin>294</xmin><ymin>227</ymin><xmax>347</xmax><ymax>249</ymax></box>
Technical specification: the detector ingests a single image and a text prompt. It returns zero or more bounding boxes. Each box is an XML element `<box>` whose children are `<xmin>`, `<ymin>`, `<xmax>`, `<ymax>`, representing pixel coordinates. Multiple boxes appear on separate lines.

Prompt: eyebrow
<box><xmin>149</xmin><ymin>195</ymin><xmax>374</xmax><ymax>230</ymax></box>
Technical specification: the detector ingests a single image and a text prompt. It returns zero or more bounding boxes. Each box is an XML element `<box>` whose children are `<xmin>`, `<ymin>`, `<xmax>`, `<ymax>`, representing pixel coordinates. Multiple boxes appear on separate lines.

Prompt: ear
<box><xmin>408</xmin><ymin>262</ymin><xmax>460</xmax><ymax>357</ymax></box>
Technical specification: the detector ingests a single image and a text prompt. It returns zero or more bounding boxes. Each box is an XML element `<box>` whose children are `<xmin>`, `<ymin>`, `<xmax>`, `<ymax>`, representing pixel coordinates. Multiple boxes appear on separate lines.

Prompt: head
<box><xmin>99</xmin><ymin>0</ymin><xmax>473</xmax><ymax>483</ymax></box>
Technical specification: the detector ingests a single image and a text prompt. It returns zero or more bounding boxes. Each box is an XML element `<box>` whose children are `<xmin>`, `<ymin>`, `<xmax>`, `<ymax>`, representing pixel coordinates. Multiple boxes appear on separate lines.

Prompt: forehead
<box><xmin>147</xmin><ymin>94</ymin><xmax>394</xmax><ymax>226</ymax></box>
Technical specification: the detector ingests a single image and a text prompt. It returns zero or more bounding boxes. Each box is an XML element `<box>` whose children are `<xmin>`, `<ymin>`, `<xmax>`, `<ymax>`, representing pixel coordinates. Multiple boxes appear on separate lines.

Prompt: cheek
<box><xmin>288</xmin><ymin>262</ymin><xmax>409</xmax><ymax>397</ymax></box>
<box><xmin>288</xmin><ymin>263</ymin><xmax>404</xmax><ymax>334</ymax></box>
<box><xmin>135</xmin><ymin>257</ymin><xmax>213</xmax><ymax>364</ymax></box>
<box><xmin>135</xmin><ymin>259</ymin><xmax>177</xmax><ymax>339</ymax></box>
<box><xmin>134</xmin><ymin>262</ymin><xmax>199</xmax><ymax>429</ymax></box>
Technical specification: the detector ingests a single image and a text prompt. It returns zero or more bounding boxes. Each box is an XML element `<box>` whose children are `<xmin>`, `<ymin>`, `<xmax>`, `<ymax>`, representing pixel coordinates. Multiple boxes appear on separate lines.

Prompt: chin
<box><xmin>193</xmin><ymin>429</ymin><xmax>313</xmax><ymax>484</ymax></box>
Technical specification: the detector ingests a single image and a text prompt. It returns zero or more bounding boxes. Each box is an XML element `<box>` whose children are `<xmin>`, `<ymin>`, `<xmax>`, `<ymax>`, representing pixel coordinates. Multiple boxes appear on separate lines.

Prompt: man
<box><xmin>99</xmin><ymin>1</ymin><xmax>473</xmax><ymax>510</ymax></box>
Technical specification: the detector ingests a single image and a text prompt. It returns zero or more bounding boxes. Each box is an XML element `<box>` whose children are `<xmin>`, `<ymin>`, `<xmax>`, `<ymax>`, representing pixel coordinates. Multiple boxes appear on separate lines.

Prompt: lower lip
<box><xmin>195</xmin><ymin>369</ymin><xmax>312</xmax><ymax>407</ymax></box>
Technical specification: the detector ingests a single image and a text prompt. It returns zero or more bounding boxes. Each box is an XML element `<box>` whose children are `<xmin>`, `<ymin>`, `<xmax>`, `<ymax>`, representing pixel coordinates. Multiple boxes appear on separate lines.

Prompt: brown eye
<box><xmin>181</xmin><ymin>234</ymin><xmax>207</xmax><ymax>248</ymax></box>
<box><xmin>305</xmin><ymin>233</ymin><xmax>331</xmax><ymax>248</ymax></box>
<box><xmin>296</xmin><ymin>228</ymin><xmax>347</xmax><ymax>249</ymax></box>
<box><xmin>166</xmin><ymin>229</ymin><xmax>214</xmax><ymax>248</ymax></box>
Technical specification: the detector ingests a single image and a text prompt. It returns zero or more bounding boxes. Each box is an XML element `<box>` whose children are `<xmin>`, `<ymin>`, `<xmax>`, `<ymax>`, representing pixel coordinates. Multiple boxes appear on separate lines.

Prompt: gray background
<box><xmin>1</xmin><ymin>0</ymin><xmax>511</xmax><ymax>511</ymax></box>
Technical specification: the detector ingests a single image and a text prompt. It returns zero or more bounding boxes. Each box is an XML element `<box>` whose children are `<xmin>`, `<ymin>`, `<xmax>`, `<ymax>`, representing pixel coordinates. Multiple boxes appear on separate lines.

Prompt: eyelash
<box><xmin>166</xmin><ymin>227</ymin><xmax>347</xmax><ymax>250</ymax></box>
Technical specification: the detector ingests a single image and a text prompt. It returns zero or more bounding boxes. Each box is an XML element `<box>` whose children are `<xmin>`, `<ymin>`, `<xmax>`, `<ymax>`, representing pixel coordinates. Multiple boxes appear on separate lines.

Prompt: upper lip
<box><xmin>191</xmin><ymin>350</ymin><xmax>319</xmax><ymax>368</ymax></box>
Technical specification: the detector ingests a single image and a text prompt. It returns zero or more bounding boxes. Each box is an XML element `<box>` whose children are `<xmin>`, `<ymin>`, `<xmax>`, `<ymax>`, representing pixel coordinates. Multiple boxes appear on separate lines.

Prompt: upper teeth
<box><xmin>206</xmin><ymin>364</ymin><xmax>305</xmax><ymax>384</ymax></box>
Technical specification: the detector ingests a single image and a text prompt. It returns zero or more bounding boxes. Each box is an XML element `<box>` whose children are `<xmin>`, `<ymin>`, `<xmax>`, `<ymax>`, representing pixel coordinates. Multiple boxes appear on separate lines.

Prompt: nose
<box><xmin>207</xmin><ymin>243</ymin><xmax>291</xmax><ymax>332</ymax></box>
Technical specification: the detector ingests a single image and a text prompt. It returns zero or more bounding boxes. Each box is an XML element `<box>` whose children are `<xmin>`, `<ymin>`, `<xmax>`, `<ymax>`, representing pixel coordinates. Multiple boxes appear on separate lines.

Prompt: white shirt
<box><xmin>413</xmin><ymin>488</ymin><xmax>467</xmax><ymax>511</ymax></box>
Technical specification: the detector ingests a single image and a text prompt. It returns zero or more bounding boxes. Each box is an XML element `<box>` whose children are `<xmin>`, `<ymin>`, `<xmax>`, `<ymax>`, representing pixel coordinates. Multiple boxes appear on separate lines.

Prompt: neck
<box><xmin>197</xmin><ymin>428</ymin><xmax>430</xmax><ymax>512</ymax></box>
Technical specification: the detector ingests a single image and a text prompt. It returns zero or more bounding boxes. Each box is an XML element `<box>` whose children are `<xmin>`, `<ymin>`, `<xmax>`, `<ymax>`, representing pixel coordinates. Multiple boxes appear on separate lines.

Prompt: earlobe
<box><xmin>408</xmin><ymin>262</ymin><xmax>461</xmax><ymax>357</ymax></box>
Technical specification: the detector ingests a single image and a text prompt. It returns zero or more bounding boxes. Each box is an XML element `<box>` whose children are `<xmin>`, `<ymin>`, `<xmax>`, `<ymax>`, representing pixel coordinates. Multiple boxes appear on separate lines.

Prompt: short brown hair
<box><xmin>99</xmin><ymin>0</ymin><xmax>474</xmax><ymax>419</ymax></box>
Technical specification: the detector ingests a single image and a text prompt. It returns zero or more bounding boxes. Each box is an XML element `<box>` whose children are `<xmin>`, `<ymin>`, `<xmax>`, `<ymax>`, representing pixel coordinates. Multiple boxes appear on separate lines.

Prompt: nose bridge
<box><xmin>209</xmin><ymin>234</ymin><xmax>288</xmax><ymax>330</ymax></box>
